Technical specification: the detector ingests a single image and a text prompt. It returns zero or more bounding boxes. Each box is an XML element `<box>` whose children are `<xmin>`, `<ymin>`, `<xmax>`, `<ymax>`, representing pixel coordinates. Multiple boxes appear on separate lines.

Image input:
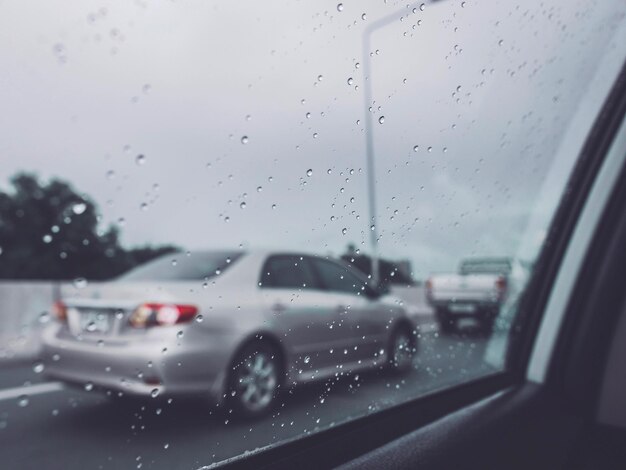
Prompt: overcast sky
<box><xmin>1</xmin><ymin>0</ymin><xmax>624</xmax><ymax>277</ymax></box>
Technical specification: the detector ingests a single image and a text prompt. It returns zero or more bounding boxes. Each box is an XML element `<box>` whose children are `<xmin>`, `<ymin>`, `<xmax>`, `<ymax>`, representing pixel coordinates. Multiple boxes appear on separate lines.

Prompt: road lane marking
<box><xmin>0</xmin><ymin>382</ymin><xmax>64</xmax><ymax>402</ymax></box>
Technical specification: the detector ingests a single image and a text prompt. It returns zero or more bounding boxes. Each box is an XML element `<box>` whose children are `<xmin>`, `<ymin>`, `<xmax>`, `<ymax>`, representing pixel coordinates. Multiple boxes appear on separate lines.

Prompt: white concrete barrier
<box><xmin>0</xmin><ymin>282</ymin><xmax>60</xmax><ymax>363</ymax></box>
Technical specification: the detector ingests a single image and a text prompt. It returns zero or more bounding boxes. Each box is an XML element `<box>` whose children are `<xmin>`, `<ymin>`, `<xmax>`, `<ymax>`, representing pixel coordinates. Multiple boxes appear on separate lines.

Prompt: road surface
<box><xmin>0</xmin><ymin>331</ymin><xmax>492</xmax><ymax>470</ymax></box>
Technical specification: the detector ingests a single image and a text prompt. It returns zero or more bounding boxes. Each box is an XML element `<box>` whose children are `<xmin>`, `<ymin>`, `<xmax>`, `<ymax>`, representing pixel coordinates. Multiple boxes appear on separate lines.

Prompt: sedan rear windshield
<box><xmin>118</xmin><ymin>251</ymin><xmax>242</xmax><ymax>281</ymax></box>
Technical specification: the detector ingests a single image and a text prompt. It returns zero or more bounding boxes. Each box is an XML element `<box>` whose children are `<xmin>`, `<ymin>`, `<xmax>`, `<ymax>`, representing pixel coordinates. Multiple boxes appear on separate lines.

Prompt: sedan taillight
<box><xmin>129</xmin><ymin>303</ymin><xmax>198</xmax><ymax>328</ymax></box>
<box><xmin>52</xmin><ymin>301</ymin><xmax>68</xmax><ymax>322</ymax></box>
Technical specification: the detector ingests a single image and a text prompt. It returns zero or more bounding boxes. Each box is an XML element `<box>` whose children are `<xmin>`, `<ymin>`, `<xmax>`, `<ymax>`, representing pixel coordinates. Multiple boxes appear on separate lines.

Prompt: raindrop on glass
<box><xmin>72</xmin><ymin>202</ymin><xmax>87</xmax><ymax>215</ymax></box>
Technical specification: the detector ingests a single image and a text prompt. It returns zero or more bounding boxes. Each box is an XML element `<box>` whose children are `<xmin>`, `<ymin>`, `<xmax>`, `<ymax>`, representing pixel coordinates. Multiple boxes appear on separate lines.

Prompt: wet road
<box><xmin>0</xmin><ymin>331</ymin><xmax>492</xmax><ymax>470</ymax></box>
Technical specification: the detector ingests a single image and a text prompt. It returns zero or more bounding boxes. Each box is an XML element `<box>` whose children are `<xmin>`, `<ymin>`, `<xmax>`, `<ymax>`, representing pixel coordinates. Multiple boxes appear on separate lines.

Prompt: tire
<box><xmin>478</xmin><ymin>309</ymin><xmax>496</xmax><ymax>336</ymax></box>
<box><xmin>436</xmin><ymin>308</ymin><xmax>455</xmax><ymax>335</ymax></box>
<box><xmin>387</xmin><ymin>327</ymin><xmax>416</xmax><ymax>373</ymax></box>
<box><xmin>226</xmin><ymin>340</ymin><xmax>283</xmax><ymax>419</ymax></box>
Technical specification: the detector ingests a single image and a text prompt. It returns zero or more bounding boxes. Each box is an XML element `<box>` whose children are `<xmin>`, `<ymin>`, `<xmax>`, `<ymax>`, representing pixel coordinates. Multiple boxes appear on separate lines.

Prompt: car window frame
<box><xmin>507</xmin><ymin>59</ymin><xmax>626</xmax><ymax>379</ymax></box>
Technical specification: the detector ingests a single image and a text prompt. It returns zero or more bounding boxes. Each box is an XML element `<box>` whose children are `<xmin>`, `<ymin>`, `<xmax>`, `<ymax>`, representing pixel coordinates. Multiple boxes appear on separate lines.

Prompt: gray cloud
<box><xmin>1</xmin><ymin>0</ymin><xmax>623</xmax><ymax>278</ymax></box>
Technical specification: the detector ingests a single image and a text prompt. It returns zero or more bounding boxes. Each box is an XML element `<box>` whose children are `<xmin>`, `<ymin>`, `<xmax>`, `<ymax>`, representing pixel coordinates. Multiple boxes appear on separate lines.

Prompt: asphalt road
<box><xmin>0</xmin><ymin>331</ymin><xmax>492</xmax><ymax>470</ymax></box>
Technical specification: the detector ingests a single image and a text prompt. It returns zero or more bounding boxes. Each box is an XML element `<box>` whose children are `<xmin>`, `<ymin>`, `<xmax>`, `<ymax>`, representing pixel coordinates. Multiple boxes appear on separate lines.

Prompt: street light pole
<box><xmin>362</xmin><ymin>31</ymin><xmax>380</xmax><ymax>286</ymax></box>
<box><xmin>361</xmin><ymin>2</ymin><xmax>428</xmax><ymax>286</ymax></box>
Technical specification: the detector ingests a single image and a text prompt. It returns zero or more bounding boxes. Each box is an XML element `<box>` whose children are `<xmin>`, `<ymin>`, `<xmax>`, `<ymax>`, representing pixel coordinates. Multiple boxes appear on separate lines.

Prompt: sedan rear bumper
<box><xmin>39</xmin><ymin>325</ymin><xmax>232</xmax><ymax>403</ymax></box>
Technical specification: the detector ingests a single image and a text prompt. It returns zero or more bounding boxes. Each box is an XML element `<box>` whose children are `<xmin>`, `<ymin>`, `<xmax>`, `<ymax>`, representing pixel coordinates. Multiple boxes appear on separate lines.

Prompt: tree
<box><xmin>0</xmin><ymin>173</ymin><xmax>177</xmax><ymax>280</ymax></box>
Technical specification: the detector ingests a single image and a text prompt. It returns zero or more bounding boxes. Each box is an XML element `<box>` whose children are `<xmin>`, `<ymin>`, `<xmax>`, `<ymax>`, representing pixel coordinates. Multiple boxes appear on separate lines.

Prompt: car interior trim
<box><xmin>527</xmin><ymin>51</ymin><xmax>626</xmax><ymax>382</ymax></box>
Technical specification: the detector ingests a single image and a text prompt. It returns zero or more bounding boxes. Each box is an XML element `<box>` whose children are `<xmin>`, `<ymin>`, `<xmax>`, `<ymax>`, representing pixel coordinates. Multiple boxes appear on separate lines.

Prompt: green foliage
<box><xmin>0</xmin><ymin>173</ymin><xmax>177</xmax><ymax>280</ymax></box>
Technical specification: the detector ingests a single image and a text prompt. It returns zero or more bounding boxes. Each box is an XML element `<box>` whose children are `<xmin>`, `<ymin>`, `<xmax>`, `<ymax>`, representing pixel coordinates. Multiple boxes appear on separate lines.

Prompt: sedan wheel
<box><xmin>228</xmin><ymin>342</ymin><xmax>281</xmax><ymax>418</ymax></box>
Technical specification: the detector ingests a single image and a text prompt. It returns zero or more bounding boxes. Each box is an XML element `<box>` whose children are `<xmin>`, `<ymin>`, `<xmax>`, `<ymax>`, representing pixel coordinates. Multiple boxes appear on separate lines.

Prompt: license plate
<box><xmin>449</xmin><ymin>303</ymin><xmax>477</xmax><ymax>313</ymax></box>
<box><xmin>80</xmin><ymin>311</ymin><xmax>111</xmax><ymax>333</ymax></box>
<box><xmin>457</xmin><ymin>318</ymin><xmax>477</xmax><ymax>328</ymax></box>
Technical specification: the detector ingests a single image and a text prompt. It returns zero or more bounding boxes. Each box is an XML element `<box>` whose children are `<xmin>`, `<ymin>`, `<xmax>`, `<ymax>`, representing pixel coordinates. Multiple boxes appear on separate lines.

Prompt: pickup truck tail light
<box><xmin>129</xmin><ymin>303</ymin><xmax>198</xmax><ymax>328</ymax></box>
<box><xmin>52</xmin><ymin>301</ymin><xmax>68</xmax><ymax>322</ymax></box>
<box><xmin>495</xmin><ymin>276</ymin><xmax>508</xmax><ymax>299</ymax></box>
<box><xmin>425</xmin><ymin>278</ymin><xmax>434</xmax><ymax>302</ymax></box>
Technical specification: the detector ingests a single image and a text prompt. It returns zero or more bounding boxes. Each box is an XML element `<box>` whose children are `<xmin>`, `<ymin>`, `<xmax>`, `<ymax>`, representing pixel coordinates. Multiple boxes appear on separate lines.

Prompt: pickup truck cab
<box><xmin>425</xmin><ymin>258</ymin><xmax>529</xmax><ymax>334</ymax></box>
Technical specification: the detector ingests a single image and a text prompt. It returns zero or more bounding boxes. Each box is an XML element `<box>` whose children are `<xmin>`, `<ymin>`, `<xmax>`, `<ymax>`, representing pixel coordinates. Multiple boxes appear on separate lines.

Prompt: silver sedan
<box><xmin>40</xmin><ymin>250</ymin><xmax>417</xmax><ymax>418</ymax></box>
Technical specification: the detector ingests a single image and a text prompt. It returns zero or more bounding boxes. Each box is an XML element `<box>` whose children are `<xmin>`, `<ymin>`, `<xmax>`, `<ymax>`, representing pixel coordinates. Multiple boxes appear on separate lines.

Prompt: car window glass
<box><xmin>311</xmin><ymin>258</ymin><xmax>364</xmax><ymax>296</ymax></box>
<box><xmin>0</xmin><ymin>0</ymin><xmax>624</xmax><ymax>468</ymax></box>
<box><xmin>119</xmin><ymin>251</ymin><xmax>242</xmax><ymax>281</ymax></box>
<box><xmin>459</xmin><ymin>259</ymin><xmax>511</xmax><ymax>276</ymax></box>
<box><xmin>261</xmin><ymin>256</ymin><xmax>316</xmax><ymax>289</ymax></box>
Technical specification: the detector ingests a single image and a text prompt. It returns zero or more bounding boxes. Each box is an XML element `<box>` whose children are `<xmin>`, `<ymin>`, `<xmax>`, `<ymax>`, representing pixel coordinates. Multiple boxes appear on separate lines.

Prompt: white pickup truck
<box><xmin>425</xmin><ymin>257</ymin><xmax>528</xmax><ymax>334</ymax></box>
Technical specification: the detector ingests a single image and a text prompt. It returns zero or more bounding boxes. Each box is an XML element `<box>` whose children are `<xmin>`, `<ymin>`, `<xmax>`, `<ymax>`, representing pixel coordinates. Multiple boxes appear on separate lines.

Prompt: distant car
<box><xmin>425</xmin><ymin>257</ymin><xmax>529</xmax><ymax>334</ymax></box>
<box><xmin>41</xmin><ymin>250</ymin><xmax>416</xmax><ymax>418</ymax></box>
